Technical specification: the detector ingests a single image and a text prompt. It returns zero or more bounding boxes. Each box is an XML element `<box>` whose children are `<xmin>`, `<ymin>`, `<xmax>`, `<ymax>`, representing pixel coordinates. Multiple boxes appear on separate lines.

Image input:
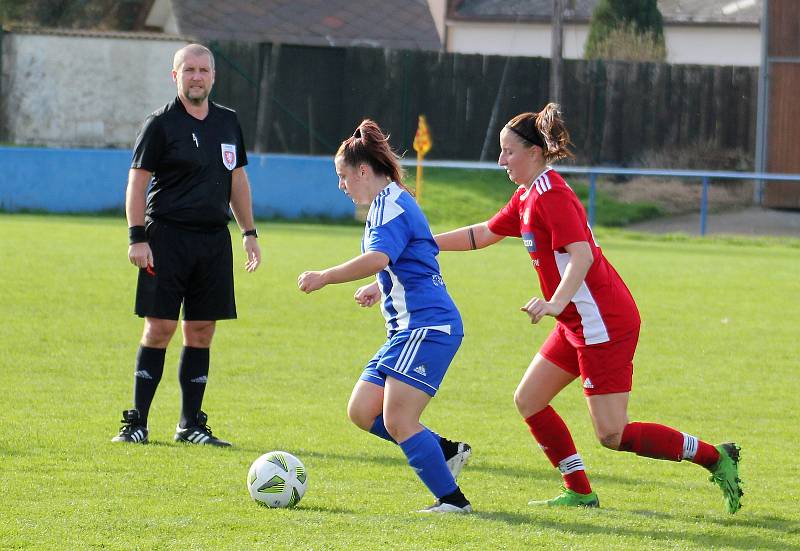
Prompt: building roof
<box><xmin>450</xmin><ymin>0</ymin><xmax>761</xmax><ymax>26</ymax></box>
<box><xmin>2</xmin><ymin>25</ymin><xmax>185</xmax><ymax>42</ymax></box>
<box><xmin>165</xmin><ymin>0</ymin><xmax>441</xmax><ymax>50</ymax></box>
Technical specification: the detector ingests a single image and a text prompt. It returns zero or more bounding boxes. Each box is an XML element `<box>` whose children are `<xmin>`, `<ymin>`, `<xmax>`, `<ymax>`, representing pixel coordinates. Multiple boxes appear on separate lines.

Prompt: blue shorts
<box><xmin>359</xmin><ymin>328</ymin><xmax>463</xmax><ymax>396</ymax></box>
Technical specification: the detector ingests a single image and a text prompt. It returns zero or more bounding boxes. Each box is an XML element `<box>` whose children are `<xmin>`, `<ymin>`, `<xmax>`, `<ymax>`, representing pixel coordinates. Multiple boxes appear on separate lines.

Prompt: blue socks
<box><xmin>369</xmin><ymin>414</ymin><xmax>443</xmax><ymax>446</ymax></box>
<box><xmin>399</xmin><ymin>429</ymin><xmax>457</xmax><ymax>498</ymax></box>
<box><xmin>369</xmin><ymin>414</ymin><xmax>397</xmax><ymax>443</ymax></box>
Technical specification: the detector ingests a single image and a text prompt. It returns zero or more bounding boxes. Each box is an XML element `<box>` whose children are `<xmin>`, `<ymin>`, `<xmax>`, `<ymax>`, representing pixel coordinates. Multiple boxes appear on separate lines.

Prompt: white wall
<box><xmin>1</xmin><ymin>32</ymin><xmax>187</xmax><ymax>148</ymax></box>
<box><xmin>447</xmin><ymin>22</ymin><xmax>588</xmax><ymax>59</ymax></box>
<box><xmin>446</xmin><ymin>21</ymin><xmax>760</xmax><ymax>66</ymax></box>
<box><xmin>665</xmin><ymin>26</ymin><xmax>760</xmax><ymax>66</ymax></box>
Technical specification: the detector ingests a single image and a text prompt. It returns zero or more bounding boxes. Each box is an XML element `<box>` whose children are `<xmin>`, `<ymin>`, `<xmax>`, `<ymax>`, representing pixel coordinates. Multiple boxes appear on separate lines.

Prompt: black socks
<box><xmin>439</xmin><ymin>437</ymin><xmax>460</xmax><ymax>461</ymax></box>
<box><xmin>178</xmin><ymin>346</ymin><xmax>210</xmax><ymax>428</ymax></box>
<box><xmin>439</xmin><ymin>487</ymin><xmax>470</xmax><ymax>507</ymax></box>
<box><xmin>133</xmin><ymin>346</ymin><xmax>166</xmax><ymax>426</ymax></box>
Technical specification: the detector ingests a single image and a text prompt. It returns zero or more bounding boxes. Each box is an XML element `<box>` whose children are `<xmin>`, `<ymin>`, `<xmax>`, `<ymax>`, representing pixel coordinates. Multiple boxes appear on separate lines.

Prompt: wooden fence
<box><xmin>209</xmin><ymin>41</ymin><xmax>758</xmax><ymax>167</ymax></box>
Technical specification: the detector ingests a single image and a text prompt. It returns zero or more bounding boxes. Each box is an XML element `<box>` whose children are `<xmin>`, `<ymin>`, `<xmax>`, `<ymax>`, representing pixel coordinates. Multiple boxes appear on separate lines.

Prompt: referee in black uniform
<box><xmin>112</xmin><ymin>44</ymin><xmax>261</xmax><ymax>446</ymax></box>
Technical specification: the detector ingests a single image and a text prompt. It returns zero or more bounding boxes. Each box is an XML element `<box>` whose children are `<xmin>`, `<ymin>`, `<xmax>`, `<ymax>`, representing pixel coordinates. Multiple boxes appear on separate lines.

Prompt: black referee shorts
<box><xmin>135</xmin><ymin>221</ymin><xmax>237</xmax><ymax>321</ymax></box>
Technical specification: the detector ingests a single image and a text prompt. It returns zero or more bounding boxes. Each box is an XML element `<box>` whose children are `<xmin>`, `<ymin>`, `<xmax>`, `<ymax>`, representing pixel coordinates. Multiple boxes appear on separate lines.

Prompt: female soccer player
<box><xmin>298</xmin><ymin>119</ymin><xmax>472</xmax><ymax>513</ymax></box>
<box><xmin>433</xmin><ymin>104</ymin><xmax>743</xmax><ymax>514</ymax></box>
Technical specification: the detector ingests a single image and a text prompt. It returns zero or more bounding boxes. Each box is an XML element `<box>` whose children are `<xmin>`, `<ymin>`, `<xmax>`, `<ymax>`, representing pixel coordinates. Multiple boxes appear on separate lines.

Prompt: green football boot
<box><xmin>528</xmin><ymin>487</ymin><xmax>600</xmax><ymax>508</ymax></box>
<box><xmin>708</xmin><ymin>442</ymin><xmax>743</xmax><ymax>514</ymax></box>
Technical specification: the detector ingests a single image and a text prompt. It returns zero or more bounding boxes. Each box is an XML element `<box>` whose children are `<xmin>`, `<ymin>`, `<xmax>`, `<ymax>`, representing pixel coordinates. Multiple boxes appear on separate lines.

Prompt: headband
<box><xmin>506</xmin><ymin>124</ymin><xmax>545</xmax><ymax>148</ymax></box>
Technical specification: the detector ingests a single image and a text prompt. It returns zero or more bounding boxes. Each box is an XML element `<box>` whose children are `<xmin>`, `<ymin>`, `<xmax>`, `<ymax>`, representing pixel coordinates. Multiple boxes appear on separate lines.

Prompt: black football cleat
<box><xmin>174</xmin><ymin>410</ymin><xmax>232</xmax><ymax>447</ymax></box>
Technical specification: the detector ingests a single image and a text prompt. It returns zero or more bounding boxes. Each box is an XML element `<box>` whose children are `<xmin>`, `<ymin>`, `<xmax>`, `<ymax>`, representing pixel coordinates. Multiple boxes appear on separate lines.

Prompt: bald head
<box><xmin>173</xmin><ymin>43</ymin><xmax>215</xmax><ymax>71</ymax></box>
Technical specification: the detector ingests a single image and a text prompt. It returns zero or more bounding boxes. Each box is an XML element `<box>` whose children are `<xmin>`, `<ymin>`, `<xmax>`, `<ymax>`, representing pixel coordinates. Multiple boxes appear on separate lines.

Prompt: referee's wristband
<box><xmin>128</xmin><ymin>225</ymin><xmax>147</xmax><ymax>245</ymax></box>
<box><xmin>242</xmin><ymin>228</ymin><xmax>258</xmax><ymax>238</ymax></box>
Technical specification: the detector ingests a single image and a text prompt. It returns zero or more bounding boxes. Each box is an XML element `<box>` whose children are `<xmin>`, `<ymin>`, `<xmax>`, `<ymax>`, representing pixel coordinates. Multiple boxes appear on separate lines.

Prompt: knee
<box><xmin>381</xmin><ymin>414</ymin><xmax>401</xmax><ymax>441</ymax></box>
<box><xmin>346</xmin><ymin>401</ymin><xmax>373</xmax><ymax>432</ymax></box>
<box><xmin>142</xmin><ymin>320</ymin><xmax>176</xmax><ymax>348</ymax></box>
<box><xmin>183</xmin><ymin>322</ymin><xmax>216</xmax><ymax>348</ymax></box>
<box><xmin>514</xmin><ymin>386</ymin><xmax>543</xmax><ymax>418</ymax></box>
<box><xmin>382</xmin><ymin>413</ymin><xmax>415</xmax><ymax>442</ymax></box>
<box><xmin>597</xmin><ymin>430</ymin><xmax>623</xmax><ymax>450</ymax></box>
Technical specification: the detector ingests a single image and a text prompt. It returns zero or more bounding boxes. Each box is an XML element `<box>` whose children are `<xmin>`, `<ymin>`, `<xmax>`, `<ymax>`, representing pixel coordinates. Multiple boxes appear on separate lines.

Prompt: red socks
<box><xmin>524</xmin><ymin>413</ymin><xmax>722</xmax><ymax>494</ymax></box>
<box><xmin>525</xmin><ymin>406</ymin><xmax>592</xmax><ymax>494</ymax></box>
<box><xmin>620</xmin><ymin>422</ymin><xmax>720</xmax><ymax>467</ymax></box>
<box><xmin>693</xmin><ymin>441</ymin><xmax>721</xmax><ymax>467</ymax></box>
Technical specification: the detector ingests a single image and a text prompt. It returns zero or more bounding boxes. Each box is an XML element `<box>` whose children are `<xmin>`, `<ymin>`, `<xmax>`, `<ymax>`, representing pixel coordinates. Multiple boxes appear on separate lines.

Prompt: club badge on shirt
<box><xmin>221</xmin><ymin>144</ymin><xmax>237</xmax><ymax>170</ymax></box>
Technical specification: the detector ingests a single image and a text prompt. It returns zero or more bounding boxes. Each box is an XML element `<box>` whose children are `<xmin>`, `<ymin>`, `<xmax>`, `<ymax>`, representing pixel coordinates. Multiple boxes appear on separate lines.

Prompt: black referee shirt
<box><xmin>131</xmin><ymin>97</ymin><xmax>249</xmax><ymax>231</ymax></box>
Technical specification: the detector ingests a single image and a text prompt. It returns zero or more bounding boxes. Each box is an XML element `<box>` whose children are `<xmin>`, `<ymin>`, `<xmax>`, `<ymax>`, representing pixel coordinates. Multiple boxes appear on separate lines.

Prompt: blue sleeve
<box><xmin>365</xmin><ymin>213</ymin><xmax>410</xmax><ymax>264</ymax></box>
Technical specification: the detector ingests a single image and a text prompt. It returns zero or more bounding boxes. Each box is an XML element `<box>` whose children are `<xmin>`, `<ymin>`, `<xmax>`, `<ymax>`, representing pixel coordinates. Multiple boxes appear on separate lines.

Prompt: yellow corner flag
<box><xmin>412</xmin><ymin>115</ymin><xmax>432</xmax><ymax>202</ymax></box>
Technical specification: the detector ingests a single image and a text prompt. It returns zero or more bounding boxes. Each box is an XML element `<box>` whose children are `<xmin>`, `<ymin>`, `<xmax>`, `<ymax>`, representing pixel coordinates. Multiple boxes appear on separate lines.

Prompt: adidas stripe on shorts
<box><xmin>539</xmin><ymin>322</ymin><xmax>639</xmax><ymax>396</ymax></box>
<box><xmin>360</xmin><ymin>328</ymin><xmax>462</xmax><ymax>396</ymax></box>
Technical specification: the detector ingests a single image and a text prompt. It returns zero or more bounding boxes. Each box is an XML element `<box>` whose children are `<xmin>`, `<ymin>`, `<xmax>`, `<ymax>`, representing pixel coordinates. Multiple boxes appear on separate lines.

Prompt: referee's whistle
<box><xmin>192</xmin><ymin>133</ymin><xmax>199</xmax><ymax>147</ymax></box>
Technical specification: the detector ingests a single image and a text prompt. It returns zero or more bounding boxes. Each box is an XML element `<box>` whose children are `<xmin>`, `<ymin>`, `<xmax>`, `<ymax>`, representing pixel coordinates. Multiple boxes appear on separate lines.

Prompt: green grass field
<box><xmin>1</xmin><ymin>213</ymin><xmax>799</xmax><ymax>550</ymax></box>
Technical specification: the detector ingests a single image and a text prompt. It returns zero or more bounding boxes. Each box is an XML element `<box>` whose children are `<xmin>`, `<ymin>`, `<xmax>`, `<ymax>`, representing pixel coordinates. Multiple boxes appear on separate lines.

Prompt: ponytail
<box><xmin>337</xmin><ymin>119</ymin><xmax>411</xmax><ymax>193</ymax></box>
<box><xmin>506</xmin><ymin>103</ymin><xmax>574</xmax><ymax>162</ymax></box>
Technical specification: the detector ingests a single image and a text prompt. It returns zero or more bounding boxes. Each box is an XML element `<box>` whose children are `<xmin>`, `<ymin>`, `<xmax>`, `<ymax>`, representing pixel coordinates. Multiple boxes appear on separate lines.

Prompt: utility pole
<box><xmin>550</xmin><ymin>0</ymin><xmax>565</xmax><ymax>104</ymax></box>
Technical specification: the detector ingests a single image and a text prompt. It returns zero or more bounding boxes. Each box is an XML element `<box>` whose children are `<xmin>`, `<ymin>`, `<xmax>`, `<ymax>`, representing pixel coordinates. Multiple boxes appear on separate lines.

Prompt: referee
<box><xmin>112</xmin><ymin>43</ymin><xmax>261</xmax><ymax>446</ymax></box>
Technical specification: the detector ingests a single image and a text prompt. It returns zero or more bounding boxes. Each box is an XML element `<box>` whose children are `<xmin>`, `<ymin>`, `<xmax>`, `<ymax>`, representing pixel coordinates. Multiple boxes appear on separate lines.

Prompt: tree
<box><xmin>584</xmin><ymin>0</ymin><xmax>666</xmax><ymax>62</ymax></box>
<box><xmin>0</xmin><ymin>0</ymin><xmax>148</xmax><ymax>30</ymax></box>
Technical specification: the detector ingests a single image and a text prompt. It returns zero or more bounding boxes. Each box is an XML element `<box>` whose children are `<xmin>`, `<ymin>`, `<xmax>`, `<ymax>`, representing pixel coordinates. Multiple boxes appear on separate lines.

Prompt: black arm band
<box><xmin>468</xmin><ymin>227</ymin><xmax>477</xmax><ymax>250</ymax></box>
<box><xmin>128</xmin><ymin>226</ymin><xmax>147</xmax><ymax>245</ymax></box>
<box><xmin>242</xmin><ymin>229</ymin><xmax>258</xmax><ymax>238</ymax></box>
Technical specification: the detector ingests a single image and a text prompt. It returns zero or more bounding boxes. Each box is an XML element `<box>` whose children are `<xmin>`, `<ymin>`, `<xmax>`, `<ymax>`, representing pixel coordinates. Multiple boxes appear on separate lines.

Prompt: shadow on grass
<box><xmin>295</xmin><ymin>504</ymin><xmax>358</xmax><ymax>515</ymax></box>
<box><xmin>235</xmin><ymin>448</ymin><xmax>675</xmax><ymax>491</ymax></box>
<box><xmin>630</xmin><ymin>508</ymin><xmax>800</xmax><ymax>535</ymax></box>
<box><xmin>474</xmin><ymin>509</ymin><xmax>798</xmax><ymax>551</ymax></box>
<box><xmin>469</xmin><ymin>460</ymin><xmax>667</xmax><ymax>489</ymax></box>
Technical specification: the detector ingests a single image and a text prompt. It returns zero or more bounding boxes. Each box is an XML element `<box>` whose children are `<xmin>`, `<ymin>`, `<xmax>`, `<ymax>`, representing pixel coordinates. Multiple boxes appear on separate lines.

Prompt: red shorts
<box><xmin>539</xmin><ymin>323</ymin><xmax>639</xmax><ymax>396</ymax></box>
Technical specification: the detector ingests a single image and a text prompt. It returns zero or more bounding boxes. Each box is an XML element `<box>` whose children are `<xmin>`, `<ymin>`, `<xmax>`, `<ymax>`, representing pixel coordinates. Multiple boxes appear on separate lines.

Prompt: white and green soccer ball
<box><xmin>247</xmin><ymin>451</ymin><xmax>308</xmax><ymax>508</ymax></box>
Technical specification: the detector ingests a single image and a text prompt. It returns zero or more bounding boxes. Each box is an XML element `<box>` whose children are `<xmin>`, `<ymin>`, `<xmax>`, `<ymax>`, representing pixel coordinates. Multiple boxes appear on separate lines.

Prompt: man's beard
<box><xmin>185</xmin><ymin>86</ymin><xmax>209</xmax><ymax>105</ymax></box>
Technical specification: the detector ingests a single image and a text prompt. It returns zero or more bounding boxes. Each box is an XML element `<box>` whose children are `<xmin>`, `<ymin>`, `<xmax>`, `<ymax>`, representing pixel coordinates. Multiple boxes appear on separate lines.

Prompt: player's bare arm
<box><xmin>230</xmin><ymin>167</ymin><xmax>261</xmax><ymax>272</ymax></box>
<box><xmin>126</xmin><ymin>168</ymin><xmax>154</xmax><ymax>269</ymax></box>
<box><xmin>434</xmin><ymin>222</ymin><xmax>504</xmax><ymax>251</ymax></box>
<box><xmin>298</xmin><ymin>251</ymin><xmax>390</xmax><ymax>293</ymax></box>
<box><xmin>520</xmin><ymin>240</ymin><xmax>594</xmax><ymax>323</ymax></box>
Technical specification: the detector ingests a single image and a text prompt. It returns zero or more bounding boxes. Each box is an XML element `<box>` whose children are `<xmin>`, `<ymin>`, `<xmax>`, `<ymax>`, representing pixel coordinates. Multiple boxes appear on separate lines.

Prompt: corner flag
<box><xmin>413</xmin><ymin>115</ymin><xmax>432</xmax><ymax>202</ymax></box>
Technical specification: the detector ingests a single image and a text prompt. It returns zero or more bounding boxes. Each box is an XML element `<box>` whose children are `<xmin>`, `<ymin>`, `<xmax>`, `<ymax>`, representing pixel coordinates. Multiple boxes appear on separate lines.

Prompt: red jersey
<box><xmin>488</xmin><ymin>168</ymin><xmax>640</xmax><ymax>345</ymax></box>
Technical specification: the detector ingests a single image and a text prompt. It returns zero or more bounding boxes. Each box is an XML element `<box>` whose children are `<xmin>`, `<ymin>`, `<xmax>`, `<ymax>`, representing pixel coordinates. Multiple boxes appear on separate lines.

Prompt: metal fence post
<box><xmin>588</xmin><ymin>173</ymin><xmax>597</xmax><ymax>227</ymax></box>
<box><xmin>700</xmin><ymin>176</ymin><xmax>709</xmax><ymax>236</ymax></box>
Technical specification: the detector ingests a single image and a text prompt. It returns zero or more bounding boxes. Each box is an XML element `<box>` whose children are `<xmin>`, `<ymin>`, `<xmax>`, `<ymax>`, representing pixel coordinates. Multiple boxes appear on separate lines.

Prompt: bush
<box><xmin>637</xmin><ymin>141</ymin><xmax>754</xmax><ymax>172</ymax></box>
<box><xmin>612</xmin><ymin>142</ymin><xmax>756</xmax><ymax>214</ymax></box>
<box><xmin>585</xmin><ymin>24</ymin><xmax>666</xmax><ymax>62</ymax></box>
<box><xmin>585</xmin><ymin>0</ymin><xmax>666</xmax><ymax>62</ymax></box>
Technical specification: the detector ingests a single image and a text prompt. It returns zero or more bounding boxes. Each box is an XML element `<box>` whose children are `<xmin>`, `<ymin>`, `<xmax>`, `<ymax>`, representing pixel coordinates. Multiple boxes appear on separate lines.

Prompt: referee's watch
<box><xmin>242</xmin><ymin>229</ymin><xmax>258</xmax><ymax>238</ymax></box>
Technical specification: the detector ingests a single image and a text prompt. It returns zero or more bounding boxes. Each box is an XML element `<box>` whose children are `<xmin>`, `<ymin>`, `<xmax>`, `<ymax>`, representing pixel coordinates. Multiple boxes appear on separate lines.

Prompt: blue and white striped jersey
<box><xmin>362</xmin><ymin>182</ymin><xmax>463</xmax><ymax>336</ymax></box>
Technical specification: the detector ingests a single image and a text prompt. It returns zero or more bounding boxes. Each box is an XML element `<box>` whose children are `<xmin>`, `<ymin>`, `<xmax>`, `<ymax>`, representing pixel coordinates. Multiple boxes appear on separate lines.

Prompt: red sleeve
<box><xmin>536</xmin><ymin>189</ymin><xmax>588</xmax><ymax>250</ymax></box>
<box><xmin>487</xmin><ymin>188</ymin><xmax>522</xmax><ymax>237</ymax></box>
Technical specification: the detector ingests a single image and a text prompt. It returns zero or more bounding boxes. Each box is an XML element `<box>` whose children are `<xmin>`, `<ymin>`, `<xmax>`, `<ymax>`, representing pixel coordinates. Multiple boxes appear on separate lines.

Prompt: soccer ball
<box><xmin>247</xmin><ymin>451</ymin><xmax>308</xmax><ymax>508</ymax></box>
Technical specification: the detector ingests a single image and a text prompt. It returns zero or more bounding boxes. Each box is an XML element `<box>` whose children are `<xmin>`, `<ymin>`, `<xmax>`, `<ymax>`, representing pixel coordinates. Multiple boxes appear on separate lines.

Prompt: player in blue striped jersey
<box><xmin>298</xmin><ymin>119</ymin><xmax>472</xmax><ymax>513</ymax></box>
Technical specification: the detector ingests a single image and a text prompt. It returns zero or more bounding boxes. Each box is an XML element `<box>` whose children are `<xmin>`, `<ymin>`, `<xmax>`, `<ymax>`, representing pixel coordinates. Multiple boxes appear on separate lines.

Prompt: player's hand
<box><xmin>354</xmin><ymin>282</ymin><xmax>381</xmax><ymax>307</ymax></box>
<box><xmin>243</xmin><ymin>236</ymin><xmax>261</xmax><ymax>272</ymax></box>
<box><xmin>520</xmin><ymin>296</ymin><xmax>562</xmax><ymax>324</ymax></box>
<box><xmin>128</xmin><ymin>242</ymin><xmax>154</xmax><ymax>271</ymax></box>
<box><xmin>297</xmin><ymin>270</ymin><xmax>327</xmax><ymax>293</ymax></box>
